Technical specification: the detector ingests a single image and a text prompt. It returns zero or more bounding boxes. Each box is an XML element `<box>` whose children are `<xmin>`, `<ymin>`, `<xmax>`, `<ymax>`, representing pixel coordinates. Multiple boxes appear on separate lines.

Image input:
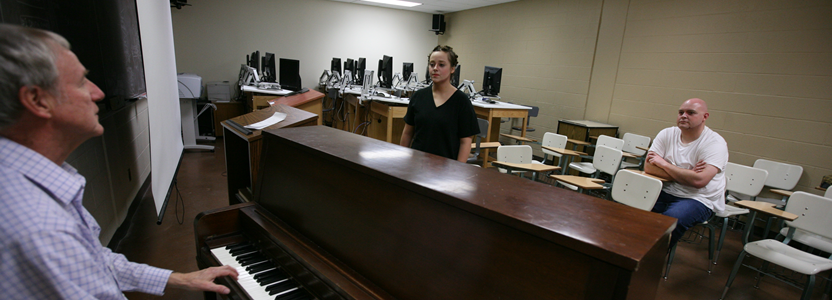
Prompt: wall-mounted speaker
<box><xmin>430</xmin><ymin>14</ymin><xmax>445</xmax><ymax>35</ymax></box>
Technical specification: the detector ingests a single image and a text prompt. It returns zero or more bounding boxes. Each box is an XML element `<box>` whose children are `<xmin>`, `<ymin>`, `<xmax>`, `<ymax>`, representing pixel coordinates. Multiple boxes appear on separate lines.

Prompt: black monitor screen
<box><xmin>345</xmin><ymin>58</ymin><xmax>355</xmax><ymax>77</ymax></box>
<box><xmin>482</xmin><ymin>66</ymin><xmax>502</xmax><ymax>96</ymax></box>
<box><xmin>451</xmin><ymin>64</ymin><xmax>461</xmax><ymax>88</ymax></box>
<box><xmin>378</xmin><ymin>55</ymin><xmax>393</xmax><ymax>88</ymax></box>
<box><xmin>248</xmin><ymin>50</ymin><xmax>260</xmax><ymax>75</ymax></box>
<box><xmin>402</xmin><ymin>62</ymin><xmax>414</xmax><ymax>81</ymax></box>
<box><xmin>355</xmin><ymin>58</ymin><xmax>366</xmax><ymax>85</ymax></box>
<box><xmin>331</xmin><ymin>58</ymin><xmax>341</xmax><ymax>74</ymax></box>
<box><xmin>280</xmin><ymin>58</ymin><xmax>302</xmax><ymax>91</ymax></box>
<box><xmin>262</xmin><ymin>52</ymin><xmax>276</xmax><ymax>83</ymax></box>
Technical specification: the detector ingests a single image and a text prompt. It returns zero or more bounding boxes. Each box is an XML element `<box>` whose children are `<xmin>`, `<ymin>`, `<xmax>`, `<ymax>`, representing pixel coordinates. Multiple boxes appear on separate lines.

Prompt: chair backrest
<box><xmin>496</xmin><ymin>145</ymin><xmax>532</xmax><ymax>173</ymax></box>
<box><xmin>596</xmin><ymin>135</ymin><xmax>625</xmax><ymax>151</ymax></box>
<box><xmin>753</xmin><ymin>159</ymin><xmax>802</xmax><ymax>190</ymax></box>
<box><xmin>724</xmin><ymin>162</ymin><xmax>768</xmax><ymax>197</ymax></box>
<box><xmin>621</xmin><ymin>133</ymin><xmax>651</xmax><ymax>155</ymax></box>
<box><xmin>784</xmin><ymin>191</ymin><xmax>832</xmax><ymax>241</ymax></box>
<box><xmin>612</xmin><ymin>169</ymin><xmax>663</xmax><ymax>211</ymax></box>
<box><xmin>528</xmin><ymin>106</ymin><xmax>540</xmax><ymax>118</ymax></box>
<box><xmin>541</xmin><ymin>132</ymin><xmax>567</xmax><ymax>154</ymax></box>
<box><xmin>825</xmin><ymin>188</ymin><xmax>831</xmax><ymax>198</ymax></box>
<box><xmin>592</xmin><ymin>145</ymin><xmax>623</xmax><ymax>176</ymax></box>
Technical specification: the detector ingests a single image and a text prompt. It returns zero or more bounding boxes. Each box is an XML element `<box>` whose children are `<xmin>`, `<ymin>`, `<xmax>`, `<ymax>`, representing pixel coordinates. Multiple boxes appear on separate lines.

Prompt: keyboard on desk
<box><xmin>212</xmin><ymin>241</ymin><xmax>315</xmax><ymax>300</ymax></box>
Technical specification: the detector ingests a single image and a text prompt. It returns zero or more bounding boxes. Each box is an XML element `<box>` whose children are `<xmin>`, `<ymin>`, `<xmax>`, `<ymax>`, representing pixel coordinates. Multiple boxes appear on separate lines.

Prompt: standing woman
<box><xmin>400</xmin><ymin>45</ymin><xmax>479</xmax><ymax>162</ymax></box>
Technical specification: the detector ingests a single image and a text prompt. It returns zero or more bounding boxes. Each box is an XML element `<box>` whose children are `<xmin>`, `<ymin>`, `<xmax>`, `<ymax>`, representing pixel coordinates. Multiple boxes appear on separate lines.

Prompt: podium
<box><xmin>221</xmin><ymin>104</ymin><xmax>318</xmax><ymax>204</ymax></box>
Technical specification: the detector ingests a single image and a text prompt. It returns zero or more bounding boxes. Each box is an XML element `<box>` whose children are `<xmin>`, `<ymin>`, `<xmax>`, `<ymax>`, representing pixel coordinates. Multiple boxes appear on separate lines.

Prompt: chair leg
<box><xmin>707</xmin><ymin>224</ymin><xmax>716</xmax><ymax>274</ymax></box>
<box><xmin>755</xmin><ymin>261</ymin><xmax>771</xmax><ymax>288</ymax></box>
<box><xmin>714</xmin><ymin>217</ymin><xmax>729</xmax><ymax>269</ymax></box>
<box><xmin>823</xmin><ymin>275</ymin><xmax>831</xmax><ymax>300</ymax></box>
<box><xmin>664</xmin><ymin>243</ymin><xmax>677</xmax><ymax>280</ymax></box>
<box><xmin>801</xmin><ymin>275</ymin><xmax>816</xmax><ymax>300</ymax></box>
<box><xmin>720</xmin><ymin>250</ymin><xmax>748</xmax><ymax>300</ymax></box>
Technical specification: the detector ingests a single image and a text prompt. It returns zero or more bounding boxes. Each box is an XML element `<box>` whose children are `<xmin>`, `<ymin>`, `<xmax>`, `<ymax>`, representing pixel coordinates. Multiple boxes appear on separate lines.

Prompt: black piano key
<box><xmin>239</xmin><ymin>255</ymin><xmax>268</xmax><ymax>266</ymax></box>
<box><xmin>234</xmin><ymin>251</ymin><xmax>262</xmax><ymax>261</ymax></box>
<box><xmin>254</xmin><ymin>269</ymin><xmax>283</xmax><ymax>280</ymax></box>
<box><xmin>257</xmin><ymin>273</ymin><xmax>289</xmax><ymax>285</ymax></box>
<box><xmin>277</xmin><ymin>288</ymin><xmax>313</xmax><ymax>300</ymax></box>
<box><xmin>247</xmin><ymin>261</ymin><xmax>274</xmax><ymax>273</ymax></box>
<box><xmin>230</xmin><ymin>245</ymin><xmax>257</xmax><ymax>256</ymax></box>
<box><xmin>266</xmin><ymin>281</ymin><xmax>297</xmax><ymax>296</ymax></box>
<box><xmin>225</xmin><ymin>242</ymin><xmax>251</xmax><ymax>251</ymax></box>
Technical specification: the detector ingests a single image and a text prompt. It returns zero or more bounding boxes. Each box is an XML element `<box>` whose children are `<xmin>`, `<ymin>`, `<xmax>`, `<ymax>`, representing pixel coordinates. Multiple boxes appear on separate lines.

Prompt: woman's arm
<box><xmin>457</xmin><ymin>137</ymin><xmax>473</xmax><ymax>163</ymax></box>
<box><xmin>400</xmin><ymin>124</ymin><xmax>414</xmax><ymax>147</ymax></box>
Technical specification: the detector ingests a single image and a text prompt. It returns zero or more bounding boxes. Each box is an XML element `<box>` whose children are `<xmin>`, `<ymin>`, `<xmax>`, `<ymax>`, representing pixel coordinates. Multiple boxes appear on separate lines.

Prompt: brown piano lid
<box><xmin>262</xmin><ymin>126</ymin><xmax>676</xmax><ymax>271</ymax></box>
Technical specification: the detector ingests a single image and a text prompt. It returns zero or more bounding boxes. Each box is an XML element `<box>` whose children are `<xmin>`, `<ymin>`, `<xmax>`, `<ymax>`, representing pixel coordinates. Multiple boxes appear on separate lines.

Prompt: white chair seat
<box><xmin>744</xmin><ymin>239</ymin><xmax>832</xmax><ymax>275</ymax></box>
<box><xmin>568</xmin><ymin>162</ymin><xmax>596</xmax><ymax>174</ymax></box>
<box><xmin>780</xmin><ymin>227</ymin><xmax>832</xmax><ymax>253</ymax></box>
<box><xmin>715</xmin><ymin>205</ymin><xmax>749</xmax><ymax>218</ymax></box>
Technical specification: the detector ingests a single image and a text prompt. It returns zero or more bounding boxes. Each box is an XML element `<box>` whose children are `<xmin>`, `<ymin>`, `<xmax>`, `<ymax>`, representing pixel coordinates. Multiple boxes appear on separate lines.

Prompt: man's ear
<box><xmin>18</xmin><ymin>85</ymin><xmax>55</xmax><ymax>119</ymax></box>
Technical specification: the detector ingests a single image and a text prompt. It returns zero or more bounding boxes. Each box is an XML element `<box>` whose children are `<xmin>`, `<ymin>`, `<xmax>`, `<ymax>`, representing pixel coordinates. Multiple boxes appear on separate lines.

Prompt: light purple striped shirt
<box><xmin>0</xmin><ymin>137</ymin><xmax>172</xmax><ymax>299</ymax></box>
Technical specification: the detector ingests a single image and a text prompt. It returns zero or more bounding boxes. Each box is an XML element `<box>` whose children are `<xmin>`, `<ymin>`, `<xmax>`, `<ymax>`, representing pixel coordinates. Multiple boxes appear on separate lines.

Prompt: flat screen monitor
<box><xmin>248</xmin><ymin>50</ymin><xmax>260</xmax><ymax>75</ymax></box>
<box><xmin>425</xmin><ymin>65</ymin><xmax>431</xmax><ymax>82</ymax></box>
<box><xmin>331</xmin><ymin>58</ymin><xmax>341</xmax><ymax>75</ymax></box>
<box><xmin>378</xmin><ymin>55</ymin><xmax>393</xmax><ymax>88</ymax></box>
<box><xmin>355</xmin><ymin>58</ymin><xmax>366</xmax><ymax>85</ymax></box>
<box><xmin>261</xmin><ymin>52</ymin><xmax>276</xmax><ymax>83</ymax></box>
<box><xmin>280</xmin><ymin>58</ymin><xmax>302</xmax><ymax>92</ymax></box>
<box><xmin>402</xmin><ymin>62</ymin><xmax>414</xmax><ymax>81</ymax></box>
<box><xmin>482</xmin><ymin>66</ymin><xmax>502</xmax><ymax>96</ymax></box>
<box><xmin>345</xmin><ymin>58</ymin><xmax>355</xmax><ymax>78</ymax></box>
<box><xmin>451</xmin><ymin>64</ymin><xmax>461</xmax><ymax>88</ymax></box>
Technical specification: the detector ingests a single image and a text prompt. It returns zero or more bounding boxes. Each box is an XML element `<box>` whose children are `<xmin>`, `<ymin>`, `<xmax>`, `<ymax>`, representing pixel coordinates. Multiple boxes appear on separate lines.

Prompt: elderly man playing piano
<box><xmin>0</xmin><ymin>24</ymin><xmax>236</xmax><ymax>299</ymax></box>
<box><xmin>644</xmin><ymin>98</ymin><xmax>729</xmax><ymax>249</ymax></box>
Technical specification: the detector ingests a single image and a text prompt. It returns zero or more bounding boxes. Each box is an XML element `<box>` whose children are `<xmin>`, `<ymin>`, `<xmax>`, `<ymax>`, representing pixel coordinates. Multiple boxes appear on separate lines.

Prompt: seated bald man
<box><xmin>645</xmin><ymin>98</ymin><xmax>728</xmax><ymax>248</ymax></box>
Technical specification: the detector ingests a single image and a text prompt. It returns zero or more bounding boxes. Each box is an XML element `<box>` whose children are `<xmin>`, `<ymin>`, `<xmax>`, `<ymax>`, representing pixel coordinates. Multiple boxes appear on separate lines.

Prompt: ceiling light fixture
<box><xmin>361</xmin><ymin>0</ymin><xmax>422</xmax><ymax>8</ymax></box>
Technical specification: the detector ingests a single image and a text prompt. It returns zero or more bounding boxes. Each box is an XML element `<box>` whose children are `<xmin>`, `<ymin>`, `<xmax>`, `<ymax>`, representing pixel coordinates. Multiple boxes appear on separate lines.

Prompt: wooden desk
<box><xmin>475</xmin><ymin>103</ymin><xmax>530</xmax><ymax>168</ymax></box>
<box><xmin>255</xmin><ymin>126</ymin><xmax>676</xmax><ymax>299</ymax></box>
<box><xmin>471</xmin><ymin>141</ymin><xmax>501</xmax><ymax>149</ymax></box>
<box><xmin>500</xmin><ymin>133</ymin><xmax>537</xmax><ymax>144</ymax></box>
<box><xmin>367</xmin><ymin>100</ymin><xmax>408</xmax><ymax>143</ymax></box>
<box><xmin>269</xmin><ymin>89</ymin><xmax>325</xmax><ymax>125</ymax></box>
<box><xmin>490</xmin><ymin>161</ymin><xmax>561</xmax><ymax>175</ymax></box>
<box><xmin>221</xmin><ymin>104</ymin><xmax>318</xmax><ymax>204</ymax></box>
<box><xmin>633</xmin><ymin>170</ymin><xmax>670</xmax><ymax>182</ymax></box>
<box><xmin>734</xmin><ymin>200</ymin><xmax>798</xmax><ymax>245</ymax></box>
<box><xmin>341</xmin><ymin>93</ymin><xmax>368</xmax><ymax>134</ymax></box>
<box><xmin>550</xmin><ymin>175</ymin><xmax>607</xmax><ymax>192</ymax></box>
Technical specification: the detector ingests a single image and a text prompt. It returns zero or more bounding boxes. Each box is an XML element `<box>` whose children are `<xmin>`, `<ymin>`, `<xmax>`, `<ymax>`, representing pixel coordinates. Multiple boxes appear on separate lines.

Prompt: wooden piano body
<box><xmin>195</xmin><ymin>125</ymin><xmax>676</xmax><ymax>300</ymax></box>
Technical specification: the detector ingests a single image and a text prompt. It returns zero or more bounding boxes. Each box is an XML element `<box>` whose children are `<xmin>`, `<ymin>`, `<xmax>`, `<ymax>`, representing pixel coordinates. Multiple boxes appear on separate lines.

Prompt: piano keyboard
<box><xmin>211</xmin><ymin>242</ymin><xmax>315</xmax><ymax>300</ymax></box>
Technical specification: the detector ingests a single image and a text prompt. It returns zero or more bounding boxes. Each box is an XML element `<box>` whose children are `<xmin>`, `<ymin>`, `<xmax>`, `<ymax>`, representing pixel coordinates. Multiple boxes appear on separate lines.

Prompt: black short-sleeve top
<box><xmin>403</xmin><ymin>87</ymin><xmax>480</xmax><ymax>160</ymax></box>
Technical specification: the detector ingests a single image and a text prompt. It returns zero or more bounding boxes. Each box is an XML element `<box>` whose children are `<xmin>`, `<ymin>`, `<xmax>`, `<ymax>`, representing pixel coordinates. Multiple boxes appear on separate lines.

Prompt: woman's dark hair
<box><xmin>429</xmin><ymin>45</ymin><xmax>458</xmax><ymax>67</ymax></box>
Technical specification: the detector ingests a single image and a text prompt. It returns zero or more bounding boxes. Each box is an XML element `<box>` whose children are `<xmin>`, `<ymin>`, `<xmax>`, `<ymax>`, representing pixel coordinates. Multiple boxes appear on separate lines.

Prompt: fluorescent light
<box><xmin>361</xmin><ymin>0</ymin><xmax>422</xmax><ymax>7</ymax></box>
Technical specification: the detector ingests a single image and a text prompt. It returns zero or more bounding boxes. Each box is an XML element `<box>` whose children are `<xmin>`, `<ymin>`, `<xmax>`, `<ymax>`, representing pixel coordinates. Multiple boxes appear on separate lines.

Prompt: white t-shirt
<box><xmin>649</xmin><ymin>126</ymin><xmax>729</xmax><ymax>213</ymax></box>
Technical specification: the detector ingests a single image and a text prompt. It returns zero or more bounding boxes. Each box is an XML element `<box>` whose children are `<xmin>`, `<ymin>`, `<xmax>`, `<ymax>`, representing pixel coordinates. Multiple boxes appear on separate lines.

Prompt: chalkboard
<box><xmin>0</xmin><ymin>0</ymin><xmax>147</xmax><ymax>107</ymax></box>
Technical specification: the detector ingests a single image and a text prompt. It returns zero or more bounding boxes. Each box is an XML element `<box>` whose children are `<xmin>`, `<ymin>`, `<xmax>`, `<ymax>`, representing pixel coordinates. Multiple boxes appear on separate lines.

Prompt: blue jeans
<box><xmin>652</xmin><ymin>191</ymin><xmax>713</xmax><ymax>248</ymax></box>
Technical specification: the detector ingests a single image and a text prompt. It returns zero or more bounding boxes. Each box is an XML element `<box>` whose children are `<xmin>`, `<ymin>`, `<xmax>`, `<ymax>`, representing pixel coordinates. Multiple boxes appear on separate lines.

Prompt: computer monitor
<box><xmin>345</xmin><ymin>58</ymin><xmax>355</xmax><ymax>79</ymax></box>
<box><xmin>355</xmin><ymin>58</ymin><xmax>366</xmax><ymax>85</ymax></box>
<box><xmin>402</xmin><ymin>62</ymin><xmax>414</xmax><ymax>81</ymax></box>
<box><xmin>378</xmin><ymin>55</ymin><xmax>393</xmax><ymax>88</ymax></box>
<box><xmin>331</xmin><ymin>58</ymin><xmax>341</xmax><ymax>75</ymax></box>
<box><xmin>451</xmin><ymin>64</ymin><xmax>461</xmax><ymax>88</ymax></box>
<box><xmin>279</xmin><ymin>58</ymin><xmax>302</xmax><ymax>92</ymax></box>
<box><xmin>425</xmin><ymin>65</ymin><xmax>431</xmax><ymax>82</ymax></box>
<box><xmin>247</xmin><ymin>50</ymin><xmax>260</xmax><ymax>75</ymax></box>
<box><xmin>261</xmin><ymin>52</ymin><xmax>276</xmax><ymax>83</ymax></box>
<box><xmin>482</xmin><ymin>66</ymin><xmax>502</xmax><ymax>96</ymax></box>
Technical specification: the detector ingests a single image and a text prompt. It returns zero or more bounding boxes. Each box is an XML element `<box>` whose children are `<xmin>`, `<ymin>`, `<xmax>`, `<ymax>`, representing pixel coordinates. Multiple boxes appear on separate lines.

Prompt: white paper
<box><xmin>244</xmin><ymin>112</ymin><xmax>287</xmax><ymax>130</ymax></box>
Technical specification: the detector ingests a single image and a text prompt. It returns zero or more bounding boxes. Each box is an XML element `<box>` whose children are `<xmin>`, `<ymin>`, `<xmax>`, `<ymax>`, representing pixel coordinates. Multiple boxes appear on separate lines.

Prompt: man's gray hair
<box><xmin>0</xmin><ymin>24</ymin><xmax>70</xmax><ymax>130</ymax></box>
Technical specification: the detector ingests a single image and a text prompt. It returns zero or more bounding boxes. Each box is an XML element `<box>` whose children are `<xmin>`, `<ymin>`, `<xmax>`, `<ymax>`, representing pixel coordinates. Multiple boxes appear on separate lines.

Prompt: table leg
<box><xmin>741</xmin><ymin>211</ymin><xmax>758</xmax><ymax>245</ymax></box>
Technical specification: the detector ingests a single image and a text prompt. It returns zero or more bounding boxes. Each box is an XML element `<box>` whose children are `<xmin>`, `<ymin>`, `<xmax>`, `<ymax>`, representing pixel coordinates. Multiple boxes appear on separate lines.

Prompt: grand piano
<box><xmin>195</xmin><ymin>125</ymin><xmax>676</xmax><ymax>300</ymax></box>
